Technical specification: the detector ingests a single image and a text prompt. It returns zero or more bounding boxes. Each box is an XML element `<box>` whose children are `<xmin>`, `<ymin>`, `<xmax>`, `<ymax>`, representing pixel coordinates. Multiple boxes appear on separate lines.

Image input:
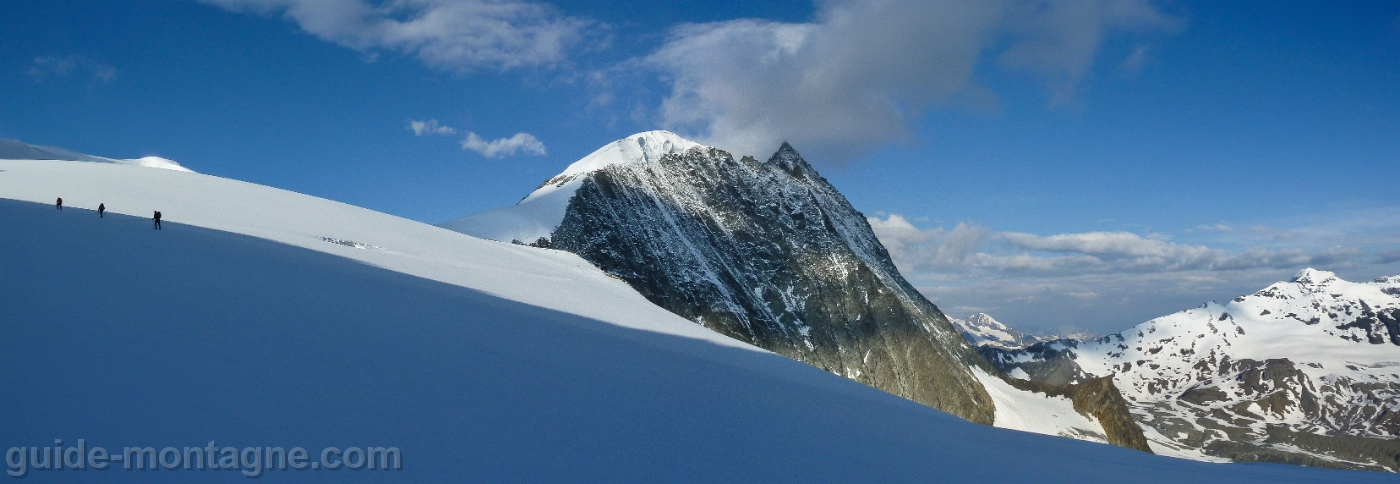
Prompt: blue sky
<box><xmin>3</xmin><ymin>0</ymin><xmax>1399</xmax><ymax>334</ymax></box>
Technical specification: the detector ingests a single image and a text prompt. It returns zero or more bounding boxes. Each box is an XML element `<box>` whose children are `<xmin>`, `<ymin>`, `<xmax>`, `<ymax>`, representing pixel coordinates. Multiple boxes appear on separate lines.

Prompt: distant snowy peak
<box><xmin>952</xmin><ymin>313</ymin><xmax>1041</xmax><ymax>350</ymax></box>
<box><xmin>0</xmin><ymin>138</ymin><xmax>193</xmax><ymax>173</ymax></box>
<box><xmin>981</xmin><ymin>268</ymin><xmax>1400</xmax><ymax>470</ymax></box>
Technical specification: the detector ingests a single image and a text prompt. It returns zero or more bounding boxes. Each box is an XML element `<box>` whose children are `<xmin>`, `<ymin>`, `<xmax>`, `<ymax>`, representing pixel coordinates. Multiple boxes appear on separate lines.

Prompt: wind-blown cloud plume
<box><xmin>461</xmin><ymin>132</ymin><xmax>546</xmax><ymax>158</ymax></box>
<box><xmin>27</xmin><ymin>55</ymin><xmax>116</xmax><ymax>83</ymax></box>
<box><xmin>199</xmin><ymin>0</ymin><xmax>591</xmax><ymax>71</ymax></box>
<box><xmin>646</xmin><ymin>0</ymin><xmax>1182</xmax><ymax>161</ymax></box>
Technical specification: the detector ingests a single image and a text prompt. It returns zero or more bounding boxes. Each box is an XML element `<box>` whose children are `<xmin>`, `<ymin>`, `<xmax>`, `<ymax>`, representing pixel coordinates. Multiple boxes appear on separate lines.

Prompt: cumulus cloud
<box><xmin>645</xmin><ymin>0</ymin><xmax>1183</xmax><ymax>161</ymax></box>
<box><xmin>409</xmin><ymin>119</ymin><xmax>457</xmax><ymax>136</ymax></box>
<box><xmin>867</xmin><ymin>212</ymin><xmax>1391</xmax><ymax>334</ymax></box>
<box><xmin>199</xmin><ymin>0</ymin><xmax>591</xmax><ymax>71</ymax></box>
<box><xmin>867</xmin><ymin>215</ymin><xmax>991</xmax><ymax>274</ymax></box>
<box><xmin>27</xmin><ymin>55</ymin><xmax>116</xmax><ymax>83</ymax></box>
<box><xmin>461</xmin><ymin>132</ymin><xmax>546</xmax><ymax>157</ymax></box>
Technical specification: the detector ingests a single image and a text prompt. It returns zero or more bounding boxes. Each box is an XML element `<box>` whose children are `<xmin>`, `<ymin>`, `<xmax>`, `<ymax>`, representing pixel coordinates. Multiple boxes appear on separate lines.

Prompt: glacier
<box><xmin>0</xmin><ymin>151</ymin><xmax>1393</xmax><ymax>481</ymax></box>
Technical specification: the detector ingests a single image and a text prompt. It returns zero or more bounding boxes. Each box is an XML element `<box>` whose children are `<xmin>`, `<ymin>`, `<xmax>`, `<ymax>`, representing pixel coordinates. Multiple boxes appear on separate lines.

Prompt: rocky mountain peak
<box><xmin>445</xmin><ymin>134</ymin><xmax>998</xmax><ymax>425</ymax></box>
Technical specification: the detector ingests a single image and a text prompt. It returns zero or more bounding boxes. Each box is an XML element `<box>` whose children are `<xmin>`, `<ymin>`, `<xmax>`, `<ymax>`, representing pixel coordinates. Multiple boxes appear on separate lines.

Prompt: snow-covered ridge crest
<box><xmin>442</xmin><ymin>130</ymin><xmax>706</xmax><ymax>244</ymax></box>
<box><xmin>524</xmin><ymin>130</ymin><xmax>704</xmax><ymax>203</ymax></box>
<box><xmin>558</xmin><ymin>130</ymin><xmax>703</xmax><ymax>178</ymax></box>
<box><xmin>0</xmin><ymin>137</ymin><xmax>193</xmax><ymax>172</ymax></box>
<box><xmin>1291</xmin><ymin>267</ymin><xmax>1338</xmax><ymax>285</ymax></box>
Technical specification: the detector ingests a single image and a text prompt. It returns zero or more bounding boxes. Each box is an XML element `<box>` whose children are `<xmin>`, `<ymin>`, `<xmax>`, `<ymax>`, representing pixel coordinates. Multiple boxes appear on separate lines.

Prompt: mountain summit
<box><xmin>952</xmin><ymin>313</ymin><xmax>1042</xmax><ymax>350</ymax></box>
<box><xmin>444</xmin><ymin>131</ymin><xmax>999</xmax><ymax>424</ymax></box>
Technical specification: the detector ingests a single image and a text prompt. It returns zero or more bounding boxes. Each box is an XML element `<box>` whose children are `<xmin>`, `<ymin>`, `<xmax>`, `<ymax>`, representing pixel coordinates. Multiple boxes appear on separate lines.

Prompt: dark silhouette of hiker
<box><xmin>98</xmin><ymin>203</ymin><xmax>105</xmax><ymax>218</ymax></box>
<box><xmin>56</xmin><ymin>197</ymin><xmax>62</xmax><ymax>210</ymax></box>
<box><xmin>153</xmin><ymin>211</ymin><xmax>162</xmax><ymax>230</ymax></box>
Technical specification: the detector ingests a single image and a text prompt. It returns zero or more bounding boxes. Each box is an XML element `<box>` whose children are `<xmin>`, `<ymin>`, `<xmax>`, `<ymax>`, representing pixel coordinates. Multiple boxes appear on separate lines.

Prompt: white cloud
<box><xmin>645</xmin><ymin>0</ymin><xmax>1183</xmax><ymax>161</ymax></box>
<box><xmin>868</xmin><ymin>212</ymin><xmax>1391</xmax><ymax>334</ymax></box>
<box><xmin>867</xmin><ymin>215</ymin><xmax>991</xmax><ymax>273</ymax></box>
<box><xmin>407</xmin><ymin>120</ymin><xmax>544</xmax><ymax>157</ymax></box>
<box><xmin>461</xmin><ymin>132</ymin><xmax>546</xmax><ymax>158</ymax></box>
<box><xmin>199</xmin><ymin>0</ymin><xmax>591</xmax><ymax>71</ymax></box>
<box><xmin>27</xmin><ymin>55</ymin><xmax>116</xmax><ymax>83</ymax></box>
<box><xmin>409</xmin><ymin>119</ymin><xmax>457</xmax><ymax>136</ymax></box>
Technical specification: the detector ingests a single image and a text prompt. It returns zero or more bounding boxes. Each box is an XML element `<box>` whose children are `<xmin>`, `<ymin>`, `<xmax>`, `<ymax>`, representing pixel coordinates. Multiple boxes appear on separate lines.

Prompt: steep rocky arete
<box><xmin>444</xmin><ymin>131</ymin><xmax>1159</xmax><ymax>449</ymax></box>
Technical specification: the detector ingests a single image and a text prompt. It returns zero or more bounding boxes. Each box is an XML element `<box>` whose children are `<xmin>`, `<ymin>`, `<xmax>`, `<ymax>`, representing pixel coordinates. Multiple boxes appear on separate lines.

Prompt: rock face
<box><xmin>1002</xmin><ymin>376</ymin><xmax>1153</xmax><ymax>452</ymax></box>
<box><xmin>555</xmin><ymin>141</ymin><xmax>997</xmax><ymax>423</ymax></box>
<box><xmin>982</xmin><ymin>269</ymin><xmax>1400</xmax><ymax>472</ymax></box>
<box><xmin>445</xmin><ymin>131</ymin><xmax>996</xmax><ymax>424</ymax></box>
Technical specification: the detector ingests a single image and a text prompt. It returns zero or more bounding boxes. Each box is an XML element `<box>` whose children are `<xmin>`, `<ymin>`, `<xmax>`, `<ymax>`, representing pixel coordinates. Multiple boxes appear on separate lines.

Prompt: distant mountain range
<box><xmin>948</xmin><ymin>313</ymin><xmax>1103</xmax><ymax>350</ymax></box>
<box><xmin>977</xmin><ymin>269</ymin><xmax>1400</xmax><ymax>472</ymax></box>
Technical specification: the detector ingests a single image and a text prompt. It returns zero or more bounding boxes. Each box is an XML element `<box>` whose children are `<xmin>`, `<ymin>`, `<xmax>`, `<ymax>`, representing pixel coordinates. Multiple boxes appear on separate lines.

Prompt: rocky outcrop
<box><xmin>1003</xmin><ymin>375</ymin><xmax>1152</xmax><ymax>452</ymax></box>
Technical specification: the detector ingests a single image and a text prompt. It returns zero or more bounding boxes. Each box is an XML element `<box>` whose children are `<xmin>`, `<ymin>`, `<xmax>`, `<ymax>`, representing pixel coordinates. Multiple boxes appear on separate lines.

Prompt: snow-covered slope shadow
<box><xmin>0</xmin><ymin>182</ymin><xmax>1389</xmax><ymax>481</ymax></box>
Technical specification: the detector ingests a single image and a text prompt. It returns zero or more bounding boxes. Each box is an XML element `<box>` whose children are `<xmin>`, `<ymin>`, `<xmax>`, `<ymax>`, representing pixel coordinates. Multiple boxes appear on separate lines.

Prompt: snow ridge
<box><xmin>0</xmin><ymin>137</ymin><xmax>193</xmax><ymax>172</ymax></box>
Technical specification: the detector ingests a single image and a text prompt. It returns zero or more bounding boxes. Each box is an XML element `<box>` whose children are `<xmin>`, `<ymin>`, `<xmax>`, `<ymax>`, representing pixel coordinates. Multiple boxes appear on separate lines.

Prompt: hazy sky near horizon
<box><xmin>3</xmin><ymin>0</ymin><xmax>1399</xmax><ymax>334</ymax></box>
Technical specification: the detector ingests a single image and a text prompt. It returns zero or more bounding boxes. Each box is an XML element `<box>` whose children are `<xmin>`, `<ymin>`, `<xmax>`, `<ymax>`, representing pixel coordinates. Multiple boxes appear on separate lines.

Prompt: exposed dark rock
<box><xmin>1005</xmin><ymin>375</ymin><xmax>1152</xmax><ymax>452</ymax></box>
<box><xmin>545</xmin><ymin>143</ymin><xmax>997</xmax><ymax>424</ymax></box>
<box><xmin>979</xmin><ymin>341</ymin><xmax>1089</xmax><ymax>386</ymax></box>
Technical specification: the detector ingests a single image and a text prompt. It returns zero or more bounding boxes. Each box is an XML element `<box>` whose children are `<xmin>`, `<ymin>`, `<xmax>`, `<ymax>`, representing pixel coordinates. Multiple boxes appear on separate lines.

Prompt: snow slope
<box><xmin>0</xmin><ymin>158</ymin><xmax>1393</xmax><ymax>481</ymax></box>
<box><xmin>974</xmin><ymin>370</ymin><xmax>1109</xmax><ymax>443</ymax></box>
